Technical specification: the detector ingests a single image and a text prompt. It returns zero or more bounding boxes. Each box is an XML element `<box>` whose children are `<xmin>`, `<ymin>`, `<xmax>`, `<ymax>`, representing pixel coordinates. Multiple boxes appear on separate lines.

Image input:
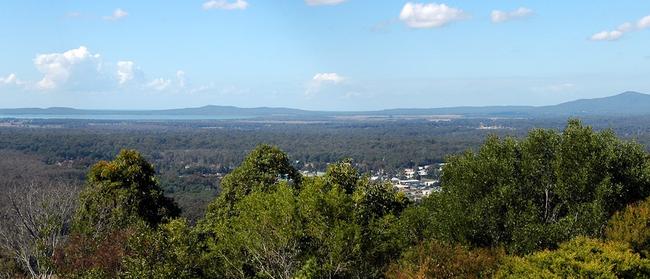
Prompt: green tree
<box><xmin>297</xmin><ymin>162</ymin><xmax>410</xmax><ymax>277</ymax></box>
<box><xmin>72</xmin><ymin>149</ymin><xmax>179</xmax><ymax>237</ymax></box>
<box><xmin>121</xmin><ymin>218</ymin><xmax>202</xmax><ymax>279</ymax></box>
<box><xmin>435</xmin><ymin>119</ymin><xmax>650</xmax><ymax>254</ymax></box>
<box><xmin>197</xmin><ymin>145</ymin><xmax>302</xmax><ymax>277</ymax></box>
<box><xmin>197</xmin><ymin>152</ymin><xmax>411</xmax><ymax>278</ymax></box>
<box><xmin>57</xmin><ymin>149</ymin><xmax>179</xmax><ymax>278</ymax></box>
<box><xmin>297</xmin><ymin>169</ymin><xmax>361</xmax><ymax>277</ymax></box>
<box><xmin>203</xmin><ymin>144</ymin><xmax>300</xmax><ymax>221</ymax></box>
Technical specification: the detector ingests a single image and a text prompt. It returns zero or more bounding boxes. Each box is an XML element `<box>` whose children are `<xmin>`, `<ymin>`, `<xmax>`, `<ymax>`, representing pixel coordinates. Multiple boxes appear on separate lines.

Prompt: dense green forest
<box><xmin>4</xmin><ymin>116</ymin><xmax>650</xmax><ymax>222</ymax></box>
<box><xmin>3</xmin><ymin>119</ymin><xmax>650</xmax><ymax>278</ymax></box>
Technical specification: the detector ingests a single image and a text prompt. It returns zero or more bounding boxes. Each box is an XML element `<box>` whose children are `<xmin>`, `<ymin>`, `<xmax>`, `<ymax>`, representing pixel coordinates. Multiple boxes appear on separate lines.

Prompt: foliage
<box><xmin>607</xmin><ymin>197</ymin><xmax>650</xmax><ymax>257</ymax></box>
<box><xmin>197</xmin><ymin>153</ymin><xmax>410</xmax><ymax>278</ymax></box>
<box><xmin>72</xmin><ymin>149</ymin><xmax>180</xmax><ymax>237</ymax></box>
<box><xmin>385</xmin><ymin>240</ymin><xmax>503</xmax><ymax>279</ymax></box>
<box><xmin>208</xmin><ymin>183</ymin><xmax>303</xmax><ymax>278</ymax></box>
<box><xmin>5</xmin><ymin>119</ymin><xmax>650</xmax><ymax>277</ymax></box>
<box><xmin>495</xmin><ymin>237</ymin><xmax>650</xmax><ymax>278</ymax></box>
<box><xmin>121</xmin><ymin>218</ymin><xmax>203</xmax><ymax>279</ymax></box>
<box><xmin>57</xmin><ymin>149</ymin><xmax>180</xmax><ymax>278</ymax></box>
<box><xmin>435</xmin><ymin>119</ymin><xmax>650</xmax><ymax>254</ymax></box>
<box><xmin>203</xmin><ymin>144</ymin><xmax>300</xmax><ymax>221</ymax></box>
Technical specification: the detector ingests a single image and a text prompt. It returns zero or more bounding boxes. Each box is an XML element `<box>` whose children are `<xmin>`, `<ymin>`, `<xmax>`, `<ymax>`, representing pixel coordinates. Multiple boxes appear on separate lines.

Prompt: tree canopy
<box><xmin>5</xmin><ymin>119</ymin><xmax>650</xmax><ymax>278</ymax></box>
<box><xmin>432</xmin><ymin>119</ymin><xmax>650</xmax><ymax>254</ymax></box>
<box><xmin>72</xmin><ymin>149</ymin><xmax>179</xmax><ymax>237</ymax></box>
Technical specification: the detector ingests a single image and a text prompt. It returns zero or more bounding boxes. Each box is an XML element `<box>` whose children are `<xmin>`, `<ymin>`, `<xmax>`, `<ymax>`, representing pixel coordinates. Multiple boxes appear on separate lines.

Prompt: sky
<box><xmin>1</xmin><ymin>0</ymin><xmax>650</xmax><ymax>110</ymax></box>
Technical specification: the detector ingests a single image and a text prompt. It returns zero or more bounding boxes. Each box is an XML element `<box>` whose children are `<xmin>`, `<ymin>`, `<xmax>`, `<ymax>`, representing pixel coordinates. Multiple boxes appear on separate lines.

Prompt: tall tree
<box><xmin>435</xmin><ymin>119</ymin><xmax>650</xmax><ymax>254</ymax></box>
<box><xmin>72</xmin><ymin>149</ymin><xmax>179</xmax><ymax>237</ymax></box>
<box><xmin>57</xmin><ymin>149</ymin><xmax>179</xmax><ymax>278</ymax></box>
<box><xmin>203</xmin><ymin>144</ymin><xmax>300</xmax><ymax>221</ymax></box>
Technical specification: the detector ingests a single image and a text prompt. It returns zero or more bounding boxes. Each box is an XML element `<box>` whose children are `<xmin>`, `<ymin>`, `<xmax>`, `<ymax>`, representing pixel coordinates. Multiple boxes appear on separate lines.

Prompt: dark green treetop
<box><xmin>72</xmin><ymin>149</ymin><xmax>179</xmax><ymax>237</ymax></box>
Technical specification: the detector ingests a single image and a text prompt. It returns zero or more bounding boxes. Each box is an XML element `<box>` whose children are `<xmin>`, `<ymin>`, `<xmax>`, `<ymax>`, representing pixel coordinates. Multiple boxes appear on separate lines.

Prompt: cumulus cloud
<box><xmin>305</xmin><ymin>0</ymin><xmax>347</xmax><ymax>6</ymax></box>
<box><xmin>306</xmin><ymin>73</ymin><xmax>345</xmax><ymax>95</ymax></box>
<box><xmin>116</xmin><ymin>61</ymin><xmax>145</xmax><ymax>85</ymax></box>
<box><xmin>202</xmin><ymin>0</ymin><xmax>248</xmax><ymax>10</ymax></box>
<box><xmin>30</xmin><ymin>46</ymin><xmax>183</xmax><ymax>93</ymax></box>
<box><xmin>399</xmin><ymin>2</ymin><xmax>467</xmax><ymax>29</ymax></box>
<box><xmin>491</xmin><ymin>7</ymin><xmax>533</xmax><ymax>23</ymax></box>
<box><xmin>103</xmin><ymin>8</ymin><xmax>128</xmax><ymax>21</ymax></box>
<box><xmin>34</xmin><ymin>46</ymin><xmax>103</xmax><ymax>90</ymax></box>
<box><xmin>590</xmin><ymin>14</ymin><xmax>650</xmax><ymax>41</ymax></box>
<box><xmin>14</xmin><ymin>46</ymin><xmax>198</xmax><ymax>94</ymax></box>
<box><xmin>0</xmin><ymin>73</ymin><xmax>21</xmax><ymax>86</ymax></box>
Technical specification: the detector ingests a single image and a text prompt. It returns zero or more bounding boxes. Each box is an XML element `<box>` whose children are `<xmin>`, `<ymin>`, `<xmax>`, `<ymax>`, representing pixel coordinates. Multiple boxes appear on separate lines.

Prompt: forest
<box><xmin>3</xmin><ymin>116</ymin><xmax>650</xmax><ymax>222</ymax></box>
<box><xmin>3</xmin><ymin>119</ymin><xmax>650</xmax><ymax>278</ymax></box>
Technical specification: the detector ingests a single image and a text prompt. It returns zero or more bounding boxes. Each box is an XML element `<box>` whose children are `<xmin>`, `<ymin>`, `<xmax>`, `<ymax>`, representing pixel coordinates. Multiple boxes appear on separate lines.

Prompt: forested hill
<box><xmin>2</xmin><ymin>91</ymin><xmax>650</xmax><ymax>118</ymax></box>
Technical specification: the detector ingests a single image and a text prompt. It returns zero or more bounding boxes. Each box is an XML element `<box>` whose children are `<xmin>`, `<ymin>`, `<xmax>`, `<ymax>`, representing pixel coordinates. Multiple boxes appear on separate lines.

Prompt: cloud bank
<box><xmin>1</xmin><ymin>46</ymin><xmax>189</xmax><ymax>93</ymax></box>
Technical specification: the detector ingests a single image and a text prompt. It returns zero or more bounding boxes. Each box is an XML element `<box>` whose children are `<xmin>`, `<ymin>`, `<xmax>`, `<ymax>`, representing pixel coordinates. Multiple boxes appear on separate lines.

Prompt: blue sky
<box><xmin>1</xmin><ymin>0</ymin><xmax>649</xmax><ymax>110</ymax></box>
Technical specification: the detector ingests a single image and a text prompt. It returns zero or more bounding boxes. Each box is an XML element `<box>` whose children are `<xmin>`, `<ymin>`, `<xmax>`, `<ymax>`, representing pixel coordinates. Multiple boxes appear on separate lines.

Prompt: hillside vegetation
<box><xmin>3</xmin><ymin>119</ymin><xmax>650</xmax><ymax>278</ymax></box>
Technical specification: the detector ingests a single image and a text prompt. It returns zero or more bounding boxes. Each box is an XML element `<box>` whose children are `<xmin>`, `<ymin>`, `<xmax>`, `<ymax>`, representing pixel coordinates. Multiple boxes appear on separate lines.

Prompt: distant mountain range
<box><xmin>1</xmin><ymin>91</ymin><xmax>649</xmax><ymax>119</ymax></box>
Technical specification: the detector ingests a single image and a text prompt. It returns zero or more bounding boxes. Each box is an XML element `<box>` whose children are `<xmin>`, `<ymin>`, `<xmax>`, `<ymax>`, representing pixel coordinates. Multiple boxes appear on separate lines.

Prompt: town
<box><xmin>301</xmin><ymin>163</ymin><xmax>445</xmax><ymax>202</ymax></box>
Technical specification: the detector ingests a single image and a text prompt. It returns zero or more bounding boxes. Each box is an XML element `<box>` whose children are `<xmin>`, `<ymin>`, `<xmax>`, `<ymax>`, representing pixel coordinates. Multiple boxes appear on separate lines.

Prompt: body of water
<box><xmin>0</xmin><ymin>114</ymin><xmax>255</xmax><ymax>120</ymax></box>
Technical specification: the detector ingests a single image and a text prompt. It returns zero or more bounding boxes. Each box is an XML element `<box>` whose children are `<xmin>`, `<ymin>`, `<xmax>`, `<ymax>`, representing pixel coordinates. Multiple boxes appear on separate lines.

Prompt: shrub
<box><xmin>495</xmin><ymin>237</ymin><xmax>650</xmax><ymax>278</ymax></box>
<box><xmin>606</xmin><ymin>197</ymin><xmax>650</xmax><ymax>257</ymax></box>
<box><xmin>386</xmin><ymin>240</ymin><xmax>502</xmax><ymax>279</ymax></box>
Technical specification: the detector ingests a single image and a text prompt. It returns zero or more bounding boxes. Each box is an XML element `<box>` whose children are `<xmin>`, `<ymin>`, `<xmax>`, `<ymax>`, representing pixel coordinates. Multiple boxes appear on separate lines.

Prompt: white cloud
<box><xmin>305</xmin><ymin>0</ymin><xmax>347</xmax><ymax>6</ymax></box>
<box><xmin>399</xmin><ymin>2</ymin><xmax>467</xmax><ymax>29</ymax></box>
<box><xmin>103</xmin><ymin>8</ymin><xmax>128</xmax><ymax>21</ymax></box>
<box><xmin>34</xmin><ymin>46</ymin><xmax>102</xmax><ymax>90</ymax></box>
<box><xmin>490</xmin><ymin>7</ymin><xmax>533</xmax><ymax>23</ymax></box>
<box><xmin>638</xmin><ymin>15</ymin><xmax>650</xmax><ymax>29</ymax></box>
<box><xmin>18</xmin><ymin>46</ymin><xmax>198</xmax><ymax>94</ymax></box>
<box><xmin>590</xmin><ymin>30</ymin><xmax>624</xmax><ymax>41</ymax></box>
<box><xmin>147</xmin><ymin>78</ymin><xmax>172</xmax><ymax>91</ymax></box>
<box><xmin>116</xmin><ymin>61</ymin><xmax>145</xmax><ymax>85</ymax></box>
<box><xmin>307</xmin><ymin>73</ymin><xmax>345</xmax><ymax>95</ymax></box>
<box><xmin>0</xmin><ymin>73</ymin><xmax>21</xmax><ymax>86</ymax></box>
<box><xmin>590</xmin><ymin>14</ymin><xmax>650</xmax><ymax>42</ymax></box>
<box><xmin>313</xmin><ymin>73</ymin><xmax>345</xmax><ymax>84</ymax></box>
<box><xmin>618</xmin><ymin>22</ymin><xmax>634</xmax><ymax>32</ymax></box>
<box><xmin>202</xmin><ymin>0</ymin><xmax>248</xmax><ymax>10</ymax></box>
